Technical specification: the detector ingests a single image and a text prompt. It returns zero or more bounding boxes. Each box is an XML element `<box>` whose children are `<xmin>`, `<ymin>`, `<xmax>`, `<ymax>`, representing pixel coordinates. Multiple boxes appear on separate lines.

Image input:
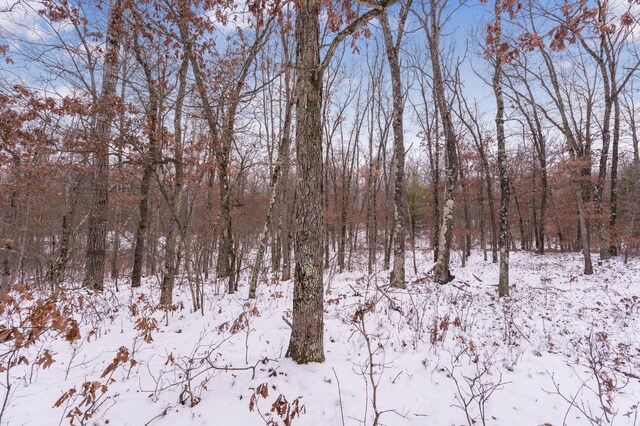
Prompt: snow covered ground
<box><xmin>2</xmin><ymin>249</ymin><xmax>640</xmax><ymax>425</ymax></box>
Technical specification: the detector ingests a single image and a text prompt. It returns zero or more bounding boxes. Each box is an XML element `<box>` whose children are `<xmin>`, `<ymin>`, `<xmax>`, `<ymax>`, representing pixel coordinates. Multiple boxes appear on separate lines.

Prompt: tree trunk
<box><xmin>286</xmin><ymin>0</ymin><xmax>393</xmax><ymax>363</ymax></box>
<box><xmin>1</xmin><ymin>154</ymin><xmax>20</xmax><ymax>290</ymax></box>
<box><xmin>286</xmin><ymin>0</ymin><xmax>325</xmax><ymax>364</ymax></box>
<box><xmin>380</xmin><ymin>6</ymin><xmax>409</xmax><ymax>289</ymax></box>
<box><xmin>83</xmin><ymin>0</ymin><xmax>122</xmax><ymax>291</ymax></box>
<box><xmin>47</xmin><ymin>177</ymin><xmax>80</xmax><ymax>285</ymax></box>
<box><xmin>574</xmin><ymin>155</ymin><xmax>594</xmax><ymax>275</ymax></box>
<box><xmin>512</xmin><ymin>182</ymin><xmax>525</xmax><ymax>250</ymax></box>
<box><xmin>111</xmin><ymin>56</ymin><xmax>127</xmax><ymax>283</ymax></box>
<box><xmin>160</xmin><ymin>50</ymin><xmax>189</xmax><ymax>306</ymax></box>
<box><xmin>492</xmin><ymin>0</ymin><xmax>510</xmax><ymax>297</ymax></box>
<box><xmin>249</xmin><ymin>93</ymin><xmax>293</xmax><ymax>298</ymax></box>
<box><xmin>189</xmin><ymin>19</ymin><xmax>272</xmax><ymax>282</ymax></box>
<box><xmin>428</xmin><ymin>114</ymin><xmax>440</xmax><ymax>263</ymax></box>
<box><xmin>428</xmin><ymin>0</ymin><xmax>458</xmax><ymax>284</ymax></box>
<box><xmin>216</xmin><ymin>152</ymin><xmax>234</xmax><ymax>279</ymax></box>
<box><xmin>280</xmin><ymin>126</ymin><xmax>293</xmax><ymax>282</ymax></box>
<box><xmin>608</xmin><ymin>95</ymin><xmax>621</xmax><ymax>256</ymax></box>
<box><xmin>131</xmin><ymin>60</ymin><xmax>160</xmax><ymax>288</ymax></box>
<box><xmin>538</xmin><ymin>153</ymin><xmax>548</xmax><ymax>254</ymax></box>
<box><xmin>539</xmin><ymin>46</ymin><xmax>593</xmax><ymax>275</ymax></box>
<box><xmin>366</xmin><ymin>107</ymin><xmax>378</xmax><ymax>274</ymax></box>
<box><xmin>479</xmin><ymin>172</ymin><xmax>487</xmax><ymax>261</ymax></box>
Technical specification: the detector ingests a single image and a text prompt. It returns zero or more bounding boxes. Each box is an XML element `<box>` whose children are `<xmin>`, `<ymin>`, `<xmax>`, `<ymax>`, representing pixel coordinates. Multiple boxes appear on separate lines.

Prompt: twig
<box><xmin>204</xmin><ymin>356</ymin><xmax>276</xmax><ymax>380</ymax></box>
<box><xmin>281</xmin><ymin>315</ymin><xmax>292</xmax><ymax>328</ymax></box>
<box><xmin>332</xmin><ymin>368</ymin><xmax>346</xmax><ymax>426</ymax></box>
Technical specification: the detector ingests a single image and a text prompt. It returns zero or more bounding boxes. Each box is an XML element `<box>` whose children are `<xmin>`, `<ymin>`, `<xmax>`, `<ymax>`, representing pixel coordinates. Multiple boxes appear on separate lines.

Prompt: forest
<box><xmin>0</xmin><ymin>0</ymin><xmax>639</xmax><ymax>424</ymax></box>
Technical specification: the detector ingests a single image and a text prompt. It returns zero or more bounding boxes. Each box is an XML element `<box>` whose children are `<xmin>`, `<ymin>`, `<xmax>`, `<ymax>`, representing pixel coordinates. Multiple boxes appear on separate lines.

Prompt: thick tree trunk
<box><xmin>83</xmin><ymin>0</ymin><xmax>122</xmax><ymax>291</ymax></box>
<box><xmin>594</xmin><ymin>92</ymin><xmax>612</xmax><ymax>260</ymax></box>
<box><xmin>110</xmin><ymin>199</ymin><xmax>120</xmax><ymax>281</ymax></box>
<box><xmin>286</xmin><ymin>0</ymin><xmax>394</xmax><ymax>363</ymax></box>
<box><xmin>428</xmin><ymin>119</ymin><xmax>440</xmax><ymax>263</ymax></box>
<box><xmin>492</xmin><ymin>0</ymin><xmax>510</xmax><ymax>297</ymax></box>
<box><xmin>366</xmin><ymin>118</ymin><xmax>378</xmax><ymax>274</ymax></box>
<box><xmin>1</xmin><ymin>155</ymin><xmax>20</xmax><ymax>289</ymax></box>
<box><xmin>160</xmin><ymin>51</ymin><xmax>188</xmax><ymax>306</ymax></box>
<box><xmin>428</xmin><ymin>0</ymin><xmax>458</xmax><ymax>284</ymax></box>
<box><xmin>578</xmin><ymin>33</ymin><xmax>614</xmax><ymax>261</ymax></box>
<box><xmin>131</xmin><ymin>79</ymin><xmax>159</xmax><ymax>288</ymax></box>
<box><xmin>286</xmin><ymin>0</ymin><xmax>325</xmax><ymax>364</ymax></box>
<box><xmin>538</xmin><ymin>155</ymin><xmax>548</xmax><ymax>254</ymax></box>
<box><xmin>479</xmin><ymin>173</ymin><xmax>487</xmax><ymax>261</ymax></box>
<box><xmin>575</xmin><ymin>157</ymin><xmax>594</xmax><ymax>275</ymax></box>
<box><xmin>47</xmin><ymin>178</ymin><xmax>80</xmax><ymax>285</ymax></box>
<box><xmin>216</xmin><ymin>146</ymin><xmax>235</xmax><ymax>278</ymax></box>
<box><xmin>512</xmin><ymin>183</ymin><xmax>525</xmax><ymax>250</ymax></box>
<box><xmin>608</xmin><ymin>95</ymin><xmax>621</xmax><ymax>256</ymax></box>
<box><xmin>433</xmin><ymin>167</ymin><xmax>456</xmax><ymax>284</ymax></box>
<box><xmin>380</xmin><ymin>9</ymin><xmax>409</xmax><ymax>289</ymax></box>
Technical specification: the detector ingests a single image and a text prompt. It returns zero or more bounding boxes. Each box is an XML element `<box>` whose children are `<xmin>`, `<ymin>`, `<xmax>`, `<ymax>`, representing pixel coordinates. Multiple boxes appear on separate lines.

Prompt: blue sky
<box><xmin>2</xmin><ymin>0</ymin><xmax>638</xmax><ymax>163</ymax></box>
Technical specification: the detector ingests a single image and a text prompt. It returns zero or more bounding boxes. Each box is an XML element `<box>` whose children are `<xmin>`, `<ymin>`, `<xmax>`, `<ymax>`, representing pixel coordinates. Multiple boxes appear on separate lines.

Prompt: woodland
<box><xmin>0</xmin><ymin>0</ymin><xmax>639</xmax><ymax>424</ymax></box>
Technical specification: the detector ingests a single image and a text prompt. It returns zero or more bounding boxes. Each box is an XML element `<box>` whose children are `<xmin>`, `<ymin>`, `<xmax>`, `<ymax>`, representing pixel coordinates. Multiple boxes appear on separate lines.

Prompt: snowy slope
<box><xmin>3</xmin><ymin>250</ymin><xmax>640</xmax><ymax>426</ymax></box>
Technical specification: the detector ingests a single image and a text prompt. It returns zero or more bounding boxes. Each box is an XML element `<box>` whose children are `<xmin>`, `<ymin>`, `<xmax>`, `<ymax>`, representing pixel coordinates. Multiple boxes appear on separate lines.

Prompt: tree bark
<box><xmin>83</xmin><ymin>0</ymin><xmax>122</xmax><ymax>291</ymax></box>
<box><xmin>131</xmin><ymin>41</ymin><xmax>160</xmax><ymax>288</ymax></box>
<box><xmin>286</xmin><ymin>0</ymin><xmax>325</xmax><ymax>363</ymax></box>
<box><xmin>287</xmin><ymin>0</ymin><xmax>396</xmax><ymax>364</ymax></box>
<box><xmin>160</xmin><ymin>50</ymin><xmax>189</xmax><ymax>306</ymax></box>
<box><xmin>608</xmin><ymin>95</ymin><xmax>621</xmax><ymax>256</ymax></box>
<box><xmin>425</xmin><ymin>0</ymin><xmax>458</xmax><ymax>284</ymax></box>
<box><xmin>491</xmin><ymin>0</ymin><xmax>510</xmax><ymax>297</ymax></box>
<box><xmin>380</xmin><ymin>2</ymin><xmax>411</xmax><ymax>289</ymax></box>
<box><xmin>47</xmin><ymin>177</ymin><xmax>80</xmax><ymax>285</ymax></box>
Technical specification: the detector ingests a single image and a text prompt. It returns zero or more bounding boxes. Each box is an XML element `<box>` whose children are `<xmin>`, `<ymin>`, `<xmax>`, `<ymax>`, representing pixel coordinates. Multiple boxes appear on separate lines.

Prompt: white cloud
<box><xmin>0</xmin><ymin>0</ymin><xmax>75</xmax><ymax>44</ymax></box>
<box><xmin>0</xmin><ymin>0</ymin><xmax>47</xmax><ymax>41</ymax></box>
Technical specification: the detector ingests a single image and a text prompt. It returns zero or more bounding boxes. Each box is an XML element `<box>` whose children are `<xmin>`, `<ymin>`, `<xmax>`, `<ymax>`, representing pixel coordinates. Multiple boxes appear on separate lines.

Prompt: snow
<box><xmin>2</xmin><ymin>249</ymin><xmax>640</xmax><ymax>425</ymax></box>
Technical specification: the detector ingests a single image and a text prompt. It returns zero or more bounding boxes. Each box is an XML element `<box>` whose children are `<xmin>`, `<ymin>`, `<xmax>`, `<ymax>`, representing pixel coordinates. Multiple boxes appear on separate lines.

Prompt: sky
<box><xmin>1</xmin><ymin>0</ymin><xmax>638</xmax><ymax>166</ymax></box>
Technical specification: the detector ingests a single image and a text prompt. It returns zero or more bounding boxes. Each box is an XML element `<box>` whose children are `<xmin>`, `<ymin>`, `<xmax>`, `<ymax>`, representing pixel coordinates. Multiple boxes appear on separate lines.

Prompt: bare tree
<box><xmin>286</xmin><ymin>0</ymin><xmax>396</xmax><ymax>364</ymax></box>
<box><xmin>489</xmin><ymin>0</ymin><xmax>510</xmax><ymax>297</ymax></box>
<box><xmin>83</xmin><ymin>0</ymin><xmax>123</xmax><ymax>291</ymax></box>
<box><xmin>380</xmin><ymin>0</ymin><xmax>412</xmax><ymax>288</ymax></box>
<box><xmin>415</xmin><ymin>0</ymin><xmax>460</xmax><ymax>283</ymax></box>
<box><xmin>519</xmin><ymin>0</ymin><xmax>594</xmax><ymax>274</ymax></box>
<box><xmin>160</xmin><ymin>48</ymin><xmax>189</xmax><ymax>306</ymax></box>
<box><xmin>569</xmin><ymin>0</ymin><xmax>640</xmax><ymax>259</ymax></box>
<box><xmin>503</xmin><ymin>58</ymin><xmax>549</xmax><ymax>255</ymax></box>
<box><xmin>130</xmin><ymin>24</ymin><xmax>162</xmax><ymax>289</ymax></box>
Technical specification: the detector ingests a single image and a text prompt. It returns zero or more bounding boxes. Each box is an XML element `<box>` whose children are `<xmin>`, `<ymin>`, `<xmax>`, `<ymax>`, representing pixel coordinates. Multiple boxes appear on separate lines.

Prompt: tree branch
<box><xmin>320</xmin><ymin>0</ymin><xmax>399</xmax><ymax>72</ymax></box>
